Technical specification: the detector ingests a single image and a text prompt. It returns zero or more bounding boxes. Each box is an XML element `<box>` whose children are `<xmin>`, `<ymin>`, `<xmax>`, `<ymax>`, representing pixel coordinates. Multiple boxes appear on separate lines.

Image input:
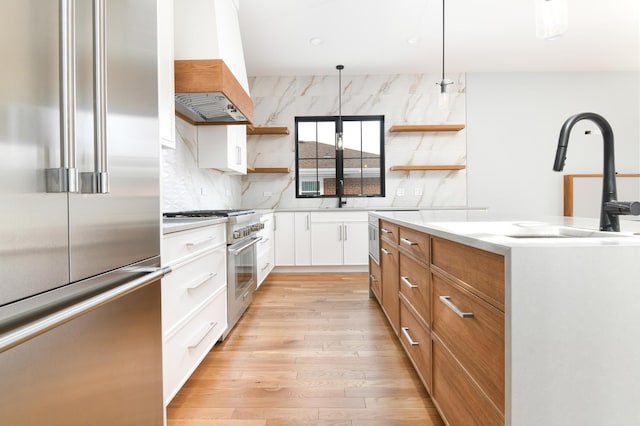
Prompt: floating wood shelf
<box><xmin>389</xmin><ymin>165</ymin><xmax>466</xmax><ymax>171</ymax></box>
<box><xmin>247</xmin><ymin>125</ymin><xmax>290</xmax><ymax>135</ymax></box>
<box><xmin>389</xmin><ymin>124</ymin><xmax>465</xmax><ymax>133</ymax></box>
<box><xmin>247</xmin><ymin>167</ymin><xmax>290</xmax><ymax>173</ymax></box>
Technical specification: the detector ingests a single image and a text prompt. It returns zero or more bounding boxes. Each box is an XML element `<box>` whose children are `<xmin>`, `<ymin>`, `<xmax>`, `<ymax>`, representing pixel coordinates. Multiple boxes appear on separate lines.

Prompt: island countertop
<box><xmin>369</xmin><ymin>209</ymin><xmax>640</xmax><ymax>425</ymax></box>
<box><xmin>370</xmin><ymin>209</ymin><xmax>640</xmax><ymax>255</ymax></box>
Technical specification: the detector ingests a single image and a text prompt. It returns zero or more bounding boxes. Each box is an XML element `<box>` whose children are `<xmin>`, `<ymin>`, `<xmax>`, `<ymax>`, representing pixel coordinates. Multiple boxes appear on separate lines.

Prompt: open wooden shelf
<box><xmin>247</xmin><ymin>166</ymin><xmax>290</xmax><ymax>173</ymax></box>
<box><xmin>389</xmin><ymin>165</ymin><xmax>466</xmax><ymax>171</ymax></box>
<box><xmin>389</xmin><ymin>124</ymin><xmax>465</xmax><ymax>133</ymax></box>
<box><xmin>247</xmin><ymin>125</ymin><xmax>290</xmax><ymax>135</ymax></box>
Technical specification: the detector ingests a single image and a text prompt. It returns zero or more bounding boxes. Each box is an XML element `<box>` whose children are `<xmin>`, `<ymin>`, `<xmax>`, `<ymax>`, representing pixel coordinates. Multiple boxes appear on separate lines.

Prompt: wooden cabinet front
<box><xmin>369</xmin><ymin>256</ymin><xmax>382</xmax><ymax>304</ymax></box>
<box><xmin>432</xmin><ymin>336</ymin><xmax>504</xmax><ymax>426</ymax></box>
<box><xmin>398</xmin><ymin>226</ymin><xmax>430</xmax><ymax>260</ymax></box>
<box><xmin>380</xmin><ymin>239</ymin><xmax>399</xmax><ymax>334</ymax></box>
<box><xmin>400</xmin><ymin>297</ymin><xmax>432</xmax><ymax>392</ymax></box>
<box><xmin>374</xmin><ymin>216</ymin><xmax>506</xmax><ymax>425</ymax></box>
<box><xmin>379</xmin><ymin>220</ymin><xmax>399</xmax><ymax>244</ymax></box>
<box><xmin>431</xmin><ymin>236</ymin><xmax>505</xmax><ymax>310</ymax></box>
<box><xmin>432</xmin><ymin>272</ymin><xmax>505</xmax><ymax>412</ymax></box>
<box><xmin>399</xmin><ymin>251</ymin><xmax>430</xmax><ymax>327</ymax></box>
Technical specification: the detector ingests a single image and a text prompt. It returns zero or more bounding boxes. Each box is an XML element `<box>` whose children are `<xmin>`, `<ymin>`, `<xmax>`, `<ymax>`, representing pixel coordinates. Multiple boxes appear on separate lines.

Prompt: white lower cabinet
<box><xmin>274</xmin><ymin>212</ymin><xmax>295</xmax><ymax>266</ymax></box>
<box><xmin>161</xmin><ymin>223</ymin><xmax>227</xmax><ymax>405</ymax></box>
<box><xmin>310</xmin><ymin>211</ymin><xmax>369</xmax><ymax>265</ymax></box>
<box><xmin>275</xmin><ymin>211</ymin><xmax>369</xmax><ymax>267</ymax></box>
<box><xmin>294</xmin><ymin>212</ymin><xmax>311</xmax><ymax>265</ymax></box>
<box><xmin>162</xmin><ymin>286</ymin><xmax>226</xmax><ymax>404</ymax></box>
<box><xmin>274</xmin><ymin>211</ymin><xmax>312</xmax><ymax>266</ymax></box>
<box><xmin>257</xmin><ymin>212</ymin><xmax>275</xmax><ymax>287</ymax></box>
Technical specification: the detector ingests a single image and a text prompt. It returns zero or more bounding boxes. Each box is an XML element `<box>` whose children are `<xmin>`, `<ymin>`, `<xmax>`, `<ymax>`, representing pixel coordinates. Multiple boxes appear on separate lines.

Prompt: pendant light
<box><xmin>436</xmin><ymin>0</ymin><xmax>452</xmax><ymax>111</ymax></box>
<box><xmin>336</xmin><ymin>64</ymin><xmax>344</xmax><ymax>150</ymax></box>
<box><xmin>535</xmin><ymin>0</ymin><xmax>568</xmax><ymax>40</ymax></box>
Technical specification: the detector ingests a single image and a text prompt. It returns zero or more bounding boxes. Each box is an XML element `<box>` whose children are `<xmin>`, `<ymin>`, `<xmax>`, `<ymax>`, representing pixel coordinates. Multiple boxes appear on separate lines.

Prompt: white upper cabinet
<box><xmin>197</xmin><ymin>124</ymin><xmax>247</xmax><ymax>174</ymax></box>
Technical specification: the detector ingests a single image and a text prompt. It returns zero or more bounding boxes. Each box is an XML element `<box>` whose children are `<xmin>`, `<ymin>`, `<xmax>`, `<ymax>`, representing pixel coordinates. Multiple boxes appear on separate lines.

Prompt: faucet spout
<box><xmin>337</xmin><ymin>179</ymin><xmax>347</xmax><ymax>208</ymax></box>
<box><xmin>553</xmin><ymin>112</ymin><xmax>628</xmax><ymax>232</ymax></box>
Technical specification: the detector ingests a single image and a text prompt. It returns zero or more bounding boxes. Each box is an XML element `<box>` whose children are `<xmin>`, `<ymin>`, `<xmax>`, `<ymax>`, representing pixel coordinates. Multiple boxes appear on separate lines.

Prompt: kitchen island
<box><xmin>369</xmin><ymin>210</ymin><xmax>640</xmax><ymax>426</ymax></box>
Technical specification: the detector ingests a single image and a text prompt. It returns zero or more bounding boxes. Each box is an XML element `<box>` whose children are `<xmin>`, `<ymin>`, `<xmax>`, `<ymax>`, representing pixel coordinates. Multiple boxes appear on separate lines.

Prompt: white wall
<box><xmin>466</xmin><ymin>72</ymin><xmax>640</xmax><ymax>218</ymax></box>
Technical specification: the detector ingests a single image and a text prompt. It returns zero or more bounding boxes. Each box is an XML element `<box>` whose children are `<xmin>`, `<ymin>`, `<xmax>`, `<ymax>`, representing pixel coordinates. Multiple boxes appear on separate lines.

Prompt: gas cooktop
<box><xmin>163</xmin><ymin>209</ymin><xmax>255</xmax><ymax>218</ymax></box>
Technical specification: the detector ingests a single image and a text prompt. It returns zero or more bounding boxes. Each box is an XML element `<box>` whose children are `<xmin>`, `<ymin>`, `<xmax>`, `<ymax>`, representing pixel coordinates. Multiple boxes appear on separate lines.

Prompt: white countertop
<box><xmin>162</xmin><ymin>217</ymin><xmax>227</xmax><ymax>234</ymax></box>
<box><xmin>370</xmin><ymin>210</ymin><xmax>640</xmax><ymax>255</ymax></box>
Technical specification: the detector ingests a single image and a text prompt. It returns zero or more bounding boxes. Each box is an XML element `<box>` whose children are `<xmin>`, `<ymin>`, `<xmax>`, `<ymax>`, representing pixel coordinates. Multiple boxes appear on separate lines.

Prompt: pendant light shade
<box><xmin>336</xmin><ymin>64</ymin><xmax>344</xmax><ymax>150</ymax></box>
<box><xmin>535</xmin><ymin>0</ymin><xmax>568</xmax><ymax>40</ymax></box>
<box><xmin>436</xmin><ymin>0</ymin><xmax>452</xmax><ymax>112</ymax></box>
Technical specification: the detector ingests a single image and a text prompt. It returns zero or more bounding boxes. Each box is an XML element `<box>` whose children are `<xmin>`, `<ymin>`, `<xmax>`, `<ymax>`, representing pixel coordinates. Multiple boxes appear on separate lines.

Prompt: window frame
<box><xmin>294</xmin><ymin>115</ymin><xmax>385</xmax><ymax>199</ymax></box>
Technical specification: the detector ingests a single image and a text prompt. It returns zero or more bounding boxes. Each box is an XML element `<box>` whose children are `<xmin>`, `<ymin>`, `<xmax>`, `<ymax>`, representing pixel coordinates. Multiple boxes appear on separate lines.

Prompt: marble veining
<box><xmin>162</xmin><ymin>72</ymin><xmax>467</xmax><ymax>212</ymax></box>
<box><xmin>242</xmin><ymin>72</ymin><xmax>467</xmax><ymax>210</ymax></box>
<box><xmin>162</xmin><ymin>117</ymin><xmax>242</xmax><ymax>212</ymax></box>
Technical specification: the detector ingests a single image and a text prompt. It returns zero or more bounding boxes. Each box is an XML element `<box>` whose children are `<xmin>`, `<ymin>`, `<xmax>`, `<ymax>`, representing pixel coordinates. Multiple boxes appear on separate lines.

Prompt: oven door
<box><xmin>226</xmin><ymin>235</ymin><xmax>261</xmax><ymax>336</ymax></box>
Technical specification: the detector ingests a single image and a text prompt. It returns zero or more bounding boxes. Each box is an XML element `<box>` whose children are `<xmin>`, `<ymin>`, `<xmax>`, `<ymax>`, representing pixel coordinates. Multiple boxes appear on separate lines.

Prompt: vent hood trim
<box><xmin>174</xmin><ymin>59</ymin><xmax>254</xmax><ymax>125</ymax></box>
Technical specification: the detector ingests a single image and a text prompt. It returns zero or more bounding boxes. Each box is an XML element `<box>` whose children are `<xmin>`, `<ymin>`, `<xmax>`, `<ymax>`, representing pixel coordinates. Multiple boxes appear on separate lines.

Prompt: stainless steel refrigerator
<box><xmin>0</xmin><ymin>0</ymin><xmax>167</xmax><ymax>424</ymax></box>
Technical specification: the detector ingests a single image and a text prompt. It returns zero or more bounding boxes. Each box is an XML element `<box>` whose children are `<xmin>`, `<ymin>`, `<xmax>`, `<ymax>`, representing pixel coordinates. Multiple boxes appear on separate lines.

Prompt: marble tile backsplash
<box><xmin>242</xmin><ymin>72</ymin><xmax>467</xmax><ymax>210</ymax></box>
<box><xmin>162</xmin><ymin>117</ymin><xmax>242</xmax><ymax>212</ymax></box>
<box><xmin>162</xmin><ymin>72</ymin><xmax>467</xmax><ymax>212</ymax></box>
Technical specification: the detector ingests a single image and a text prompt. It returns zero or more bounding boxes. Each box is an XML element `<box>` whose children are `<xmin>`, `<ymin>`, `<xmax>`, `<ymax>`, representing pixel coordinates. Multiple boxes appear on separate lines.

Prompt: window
<box><xmin>295</xmin><ymin>115</ymin><xmax>385</xmax><ymax>198</ymax></box>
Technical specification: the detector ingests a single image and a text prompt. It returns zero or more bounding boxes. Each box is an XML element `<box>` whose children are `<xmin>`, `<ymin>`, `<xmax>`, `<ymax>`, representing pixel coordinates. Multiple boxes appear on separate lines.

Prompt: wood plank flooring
<box><xmin>167</xmin><ymin>272</ymin><xmax>444</xmax><ymax>426</ymax></box>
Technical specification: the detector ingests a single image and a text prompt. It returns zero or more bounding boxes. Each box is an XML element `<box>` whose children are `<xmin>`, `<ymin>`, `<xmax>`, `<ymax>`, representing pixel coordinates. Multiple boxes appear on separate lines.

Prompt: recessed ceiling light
<box><xmin>309</xmin><ymin>37</ymin><xmax>324</xmax><ymax>46</ymax></box>
<box><xmin>407</xmin><ymin>36</ymin><xmax>420</xmax><ymax>44</ymax></box>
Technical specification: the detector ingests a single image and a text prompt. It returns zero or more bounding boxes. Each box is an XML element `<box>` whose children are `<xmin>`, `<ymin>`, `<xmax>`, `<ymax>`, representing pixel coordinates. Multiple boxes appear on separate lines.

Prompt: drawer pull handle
<box><xmin>401</xmin><ymin>276</ymin><xmax>418</xmax><ymax>289</ymax></box>
<box><xmin>381</xmin><ymin>228</ymin><xmax>392</xmax><ymax>234</ymax></box>
<box><xmin>369</xmin><ymin>274</ymin><xmax>377</xmax><ymax>282</ymax></box>
<box><xmin>260</xmin><ymin>262</ymin><xmax>271</xmax><ymax>271</ymax></box>
<box><xmin>259</xmin><ymin>237</ymin><xmax>270</xmax><ymax>245</ymax></box>
<box><xmin>400</xmin><ymin>237</ymin><xmax>417</xmax><ymax>246</ymax></box>
<box><xmin>187</xmin><ymin>272</ymin><xmax>217</xmax><ymax>290</ymax></box>
<box><xmin>381</xmin><ymin>248</ymin><xmax>392</xmax><ymax>255</ymax></box>
<box><xmin>186</xmin><ymin>236</ymin><xmax>215</xmax><ymax>248</ymax></box>
<box><xmin>401</xmin><ymin>327</ymin><xmax>419</xmax><ymax>346</ymax></box>
<box><xmin>439</xmin><ymin>296</ymin><xmax>474</xmax><ymax>318</ymax></box>
<box><xmin>187</xmin><ymin>321</ymin><xmax>218</xmax><ymax>349</ymax></box>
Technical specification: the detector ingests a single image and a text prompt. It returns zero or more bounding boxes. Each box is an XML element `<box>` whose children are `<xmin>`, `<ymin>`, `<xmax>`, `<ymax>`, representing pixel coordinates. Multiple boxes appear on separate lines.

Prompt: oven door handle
<box><xmin>228</xmin><ymin>236</ymin><xmax>263</xmax><ymax>255</ymax></box>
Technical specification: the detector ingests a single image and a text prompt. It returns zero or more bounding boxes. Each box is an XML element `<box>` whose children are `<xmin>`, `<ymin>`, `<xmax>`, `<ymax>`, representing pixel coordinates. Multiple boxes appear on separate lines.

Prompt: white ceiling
<box><xmin>237</xmin><ymin>0</ymin><xmax>640</xmax><ymax>76</ymax></box>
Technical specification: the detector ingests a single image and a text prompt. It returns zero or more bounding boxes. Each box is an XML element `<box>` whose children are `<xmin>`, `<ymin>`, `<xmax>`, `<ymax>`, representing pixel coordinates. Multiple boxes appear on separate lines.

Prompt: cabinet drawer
<box><xmin>379</xmin><ymin>220</ymin><xmax>399</xmax><ymax>244</ymax></box>
<box><xmin>369</xmin><ymin>256</ymin><xmax>382</xmax><ymax>304</ymax></box>
<box><xmin>162</xmin><ymin>245</ymin><xmax>226</xmax><ymax>330</ymax></box>
<box><xmin>432</xmin><ymin>272</ymin><xmax>504</xmax><ymax>412</ymax></box>
<box><xmin>163</xmin><ymin>287</ymin><xmax>227</xmax><ymax>404</ymax></box>
<box><xmin>431</xmin><ymin>236</ymin><xmax>504</xmax><ymax>309</ymax></box>
<box><xmin>398</xmin><ymin>226</ymin><xmax>430</xmax><ymax>261</ymax></box>
<box><xmin>256</xmin><ymin>229</ymin><xmax>274</xmax><ymax>257</ymax></box>
<box><xmin>399</xmin><ymin>252</ymin><xmax>430</xmax><ymax>326</ymax></box>
<box><xmin>163</xmin><ymin>224</ymin><xmax>226</xmax><ymax>266</ymax></box>
<box><xmin>400</xmin><ymin>298</ymin><xmax>431</xmax><ymax>392</ymax></box>
<box><xmin>380</xmin><ymin>239</ymin><xmax>399</xmax><ymax>335</ymax></box>
<box><xmin>257</xmin><ymin>246</ymin><xmax>274</xmax><ymax>286</ymax></box>
<box><xmin>432</xmin><ymin>337</ymin><xmax>504</xmax><ymax>426</ymax></box>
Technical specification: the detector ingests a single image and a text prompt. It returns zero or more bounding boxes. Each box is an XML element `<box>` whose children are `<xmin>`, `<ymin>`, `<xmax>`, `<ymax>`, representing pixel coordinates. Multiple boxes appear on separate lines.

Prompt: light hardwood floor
<box><xmin>167</xmin><ymin>272</ymin><xmax>444</xmax><ymax>426</ymax></box>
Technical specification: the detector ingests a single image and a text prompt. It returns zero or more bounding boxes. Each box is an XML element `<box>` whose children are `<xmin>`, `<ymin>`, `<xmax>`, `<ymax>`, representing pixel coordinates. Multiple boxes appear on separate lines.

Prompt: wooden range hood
<box><xmin>174</xmin><ymin>59</ymin><xmax>254</xmax><ymax>125</ymax></box>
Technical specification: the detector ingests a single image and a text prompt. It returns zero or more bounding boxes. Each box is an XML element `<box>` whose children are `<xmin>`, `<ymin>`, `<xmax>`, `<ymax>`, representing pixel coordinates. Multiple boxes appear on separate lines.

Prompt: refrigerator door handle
<box><xmin>0</xmin><ymin>266</ymin><xmax>170</xmax><ymax>354</ymax></box>
<box><xmin>47</xmin><ymin>0</ymin><xmax>79</xmax><ymax>194</ymax></box>
<box><xmin>81</xmin><ymin>0</ymin><xmax>109</xmax><ymax>194</ymax></box>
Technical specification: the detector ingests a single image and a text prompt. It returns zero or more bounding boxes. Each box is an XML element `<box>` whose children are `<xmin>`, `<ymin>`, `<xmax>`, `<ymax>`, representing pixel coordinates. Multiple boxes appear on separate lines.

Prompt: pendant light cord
<box><xmin>336</xmin><ymin>64</ymin><xmax>344</xmax><ymax>131</ymax></box>
<box><xmin>441</xmin><ymin>0</ymin><xmax>445</xmax><ymax>81</ymax></box>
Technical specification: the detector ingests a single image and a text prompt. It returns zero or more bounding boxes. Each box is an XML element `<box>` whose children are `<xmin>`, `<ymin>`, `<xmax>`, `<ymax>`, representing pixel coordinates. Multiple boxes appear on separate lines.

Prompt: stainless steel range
<box><xmin>163</xmin><ymin>210</ymin><xmax>263</xmax><ymax>338</ymax></box>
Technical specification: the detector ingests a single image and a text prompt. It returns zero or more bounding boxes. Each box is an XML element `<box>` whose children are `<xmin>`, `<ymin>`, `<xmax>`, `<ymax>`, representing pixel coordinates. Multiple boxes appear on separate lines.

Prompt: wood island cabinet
<box><xmin>380</xmin><ymin>238</ymin><xmax>399</xmax><ymax>335</ymax></box>
<box><xmin>370</xmin><ymin>216</ymin><xmax>506</xmax><ymax>425</ymax></box>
